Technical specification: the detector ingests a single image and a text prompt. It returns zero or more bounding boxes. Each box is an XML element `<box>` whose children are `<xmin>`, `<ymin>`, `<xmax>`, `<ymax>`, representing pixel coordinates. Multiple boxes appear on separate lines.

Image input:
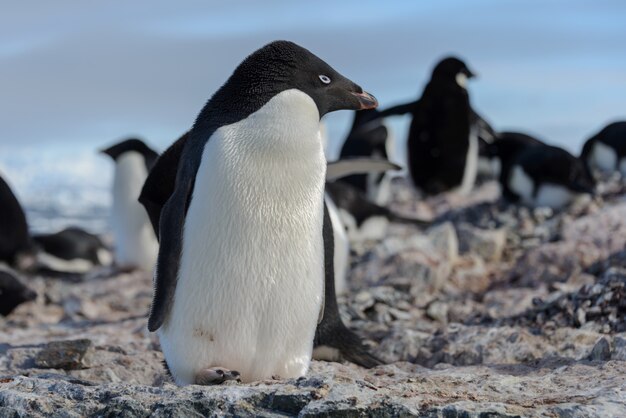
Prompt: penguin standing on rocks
<box><xmin>581</xmin><ymin>121</ymin><xmax>626</xmax><ymax>177</ymax></box>
<box><xmin>506</xmin><ymin>144</ymin><xmax>595</xmax><ymax>209</ymax></box>
<box><xmin>0</xmin><ymin>173</ymin><xmax>35</xmax><ymax>269</ymax></box>
<box><xmin>138</xmin><ymin>41</ymin><xmax>381</xmax><ymax>385</ymax></box>
<box><xmin>339</xmin><ymin>109</ymin><xmax>394</xmax><ymax>204</ymax></box>
<box><xmin>374</xmin><ymin>57</ymin><xmax>480</xmax><ymax>195</ymax></box>
<box><xmin>101</xmin><ymin>139</ymin><xmax>159</xmax><ymax>271</ymax></box>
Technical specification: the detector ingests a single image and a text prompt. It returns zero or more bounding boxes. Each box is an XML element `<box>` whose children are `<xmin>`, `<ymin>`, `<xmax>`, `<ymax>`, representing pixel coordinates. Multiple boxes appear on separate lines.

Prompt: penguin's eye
<box><xmin>318</xmin><ymin>75</ymin><xmax>331</xmax><ymax>84</ymax></box>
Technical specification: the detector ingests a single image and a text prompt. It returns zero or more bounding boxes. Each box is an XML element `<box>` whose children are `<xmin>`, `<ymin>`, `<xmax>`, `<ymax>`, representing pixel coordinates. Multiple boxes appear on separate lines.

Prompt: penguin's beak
<box><xmin>465</xmin><ymin>68</ymin><xmax>477</xmax><ymax>79</ymax></box>
<box><xmin>350</xmin><ymin>91</ymin><xmax>378</xmax><ymax>110</ymax></box>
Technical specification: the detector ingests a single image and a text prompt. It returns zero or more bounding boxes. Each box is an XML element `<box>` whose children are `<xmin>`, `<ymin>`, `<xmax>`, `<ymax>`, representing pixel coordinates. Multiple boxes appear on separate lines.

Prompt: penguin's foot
<box><xmin>195</xmin><ymin>367</ymin><xmax>241</xmax><ymax>385</ymax></box>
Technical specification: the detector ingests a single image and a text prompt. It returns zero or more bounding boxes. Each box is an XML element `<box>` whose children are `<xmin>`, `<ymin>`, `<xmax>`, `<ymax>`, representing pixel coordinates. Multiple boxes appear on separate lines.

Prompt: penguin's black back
<box><xmin>339</xmin><ymin>109</ymin><xmax>389</xmax><ymax>193</ymax></box>
<box><xmin>0</xmin><ymin>175</ymin><xmax>32</xmax><ymax>265</ymax></box>
<box><xmin>0</xmin><ymin>270</ymin><xmax>36</xmax><ymax>316</ymax></box>
<box><xmin>513</xmin><ymin>145</ymin><xmax>594</xmax><ymax>194</ymax></box>
<box><xmin>326</xmin><ymin>181</ymin><xmax>390</xmax><ymax>226</ymax></box>
<box><xmin>407</xmin><ymin>66</ymin><xmax>471</xmax><ymax>195</ymax></box>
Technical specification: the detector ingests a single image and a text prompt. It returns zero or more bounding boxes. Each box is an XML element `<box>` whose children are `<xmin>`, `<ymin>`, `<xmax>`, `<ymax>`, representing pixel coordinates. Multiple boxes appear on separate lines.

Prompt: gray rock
<box><xmin>34</xmin><ymin>339</ymin><xmax>92</xmax><ymax>370</ymax></box>
<box><xmin>456</xmin><ymin>223</ymin><xmax>506</xmax><ymax>262</ymax></box>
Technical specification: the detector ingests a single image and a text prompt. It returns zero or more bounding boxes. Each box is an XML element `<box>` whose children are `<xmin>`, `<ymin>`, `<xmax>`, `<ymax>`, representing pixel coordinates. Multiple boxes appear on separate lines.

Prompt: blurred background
<box><xmin>1</xmin><ymin>0</ymin><xmax>625</xmax><ymax>233</ymax></box>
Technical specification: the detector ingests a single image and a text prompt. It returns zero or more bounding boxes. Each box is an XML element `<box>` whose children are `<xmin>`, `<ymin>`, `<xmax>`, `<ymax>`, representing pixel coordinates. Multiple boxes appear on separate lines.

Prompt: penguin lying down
<box><xmin>139</xmin><ymin>41</ymin><xmax>384</xmax><ymax>385</ymax></box>
<box><xmin>504</xmin><ymin>142</ymin><xmax>595</xmax><ymax>209</ymax></box>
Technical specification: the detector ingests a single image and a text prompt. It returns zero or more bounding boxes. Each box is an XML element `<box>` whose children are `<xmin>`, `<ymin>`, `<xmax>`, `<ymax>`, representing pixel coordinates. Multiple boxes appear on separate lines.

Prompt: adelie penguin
<box><xmin>506</xmin><ymin>144</ymin><xmax>595</xmax><ymax>209</ymax></box>
<box><xmin>581</xmin><ymin>121</ymin><xmax>626</xmax><ymax>178</ymax></box>
<box><xmin>375</xmin><ymin>57</ymin><xmax>483</xmax><ymax>195</ymax></box>
<box><xmin>138</xmin><ymin>41</ymin><xmax>381</xmax><ymax>385</ymax></box>
<box><xmin>486</xmin><ymin>131</ymin><xmax>546</xmax><ymax>201</ymax></box>
<box><xmin>339</xmin><ymin>109</ymin><xmax>394</xmax><ymax>204</ymax></box>
<box><xmin>0</xmin><ymin>269</ymin><xmax>36</xmax><ymax>316</ymax></box>
<box><xmin>101</xmin><ymin>138</ymin><xmax>159</xmax><ymax>271</ymax></box>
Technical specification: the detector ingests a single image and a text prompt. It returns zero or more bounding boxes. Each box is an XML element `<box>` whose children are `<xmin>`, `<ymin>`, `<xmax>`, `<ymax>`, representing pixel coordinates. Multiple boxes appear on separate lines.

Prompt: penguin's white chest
<box><xmin>111</xmin><ymin>152</ymin><xmax>158</xmax><ymax>270</ymax></box>
<box><xmin>160</xmin><ymin>90</ymin><xmax>326</xmax><ymax>385</ymax></box>
<box><xmin>508</xmin><ymin>164</ymin><xmax>573</xmax><ymax>209</ymax></box>
<box><xmin>591</xmin><ymin>142</ymin><xmax>617</xmax><ymax>172</ymax></box>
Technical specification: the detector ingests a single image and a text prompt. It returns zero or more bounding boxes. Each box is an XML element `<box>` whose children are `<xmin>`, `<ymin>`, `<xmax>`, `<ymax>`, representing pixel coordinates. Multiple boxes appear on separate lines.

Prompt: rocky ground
<box><xmin>1</xmin><ymin>179</ymin><xmax>626</xmax><ymax>417</ymax></box>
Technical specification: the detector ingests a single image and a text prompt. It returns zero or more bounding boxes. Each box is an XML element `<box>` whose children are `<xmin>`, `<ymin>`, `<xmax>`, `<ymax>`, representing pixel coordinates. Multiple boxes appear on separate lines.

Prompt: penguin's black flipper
<box><xmin>140</xmin><ymin>131</ymin><xmax>205</xmax><ymax>332</ymax></box>
<box><xmin>314</xmin><ymin>203</ymin><xmax>383</xmax><ymax>368</ymax></box>
<box><xmin>139</xmin><ymin>131</ymin><xmax>190</xmax><ymax>238</ymax></box>
<box><xmin>375</xmin><ymin>100</ymin><xmax>419</xmax><ymax>119</ymax></box>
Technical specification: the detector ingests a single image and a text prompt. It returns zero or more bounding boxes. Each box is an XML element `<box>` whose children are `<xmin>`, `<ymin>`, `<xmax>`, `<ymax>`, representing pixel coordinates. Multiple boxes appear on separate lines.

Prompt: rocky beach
<box><xmin>1</xmin><ymin>179</ymin><xmax>626</xmax><ymax>417</ymax></box>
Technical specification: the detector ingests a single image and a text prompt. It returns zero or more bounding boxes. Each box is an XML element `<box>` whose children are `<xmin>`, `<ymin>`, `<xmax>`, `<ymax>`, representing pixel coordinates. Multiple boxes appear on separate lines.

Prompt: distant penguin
<box><xmin>0</xmin><ymin>269</ymin><xmax>36</xmax><ymax>316</ymax></box>
<box><xmin>487</xmin><ymin>131</ymin><xmax>546</xmax><ymax>201</ymax></box>
<box><xmin>581</xmin><ymin>121</ymin><xmax>626</xmax><ymax>177</ymax></box>
<box><xmin>138</xmin><ymin>41</ymin><xmax>380</xmax><ymax>385</ymax></box>
<box><xmin>472</xmin><ymin>111</ymin><xmax>498</xmax><ymax>182</ymax></box>
<box><xmin>101</xmin><ymin>138</ymin><xmax>159</xmax><ymax>271</ymax></box>
<box><xmin>375</xmin><ymin>56</ymin><xmax>479</xmax><ymax>195</ymax></box>
<box><xmin>33</xmin><ymin>227</ymin><xmax>112</xmax><ymax>274</ymax></box>
<box><xmin>506</xmin><ymin>144</ymin><xmax>595</xmax><ymax>209</ymax></box>
<box><xmin>339</xmin><ymin>109</ymin><xmax>394</xmax><ymax>204</ymax></box>
<box><xmin>326</xmin><ymin>181</ymin><xmax>429</xmax><ymax>242</ymax></box>
<box><xmin>0</xmin><ymin>174</ymin><xmax>35</xmax><ymax>268</ymax></box>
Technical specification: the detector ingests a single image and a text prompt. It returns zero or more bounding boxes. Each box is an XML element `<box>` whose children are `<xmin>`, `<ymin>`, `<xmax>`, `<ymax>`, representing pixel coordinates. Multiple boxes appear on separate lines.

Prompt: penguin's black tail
<box><xmin>314</xmin><ymin>322</ymin><xmax>384</xmax><ymax>368</ymax></box>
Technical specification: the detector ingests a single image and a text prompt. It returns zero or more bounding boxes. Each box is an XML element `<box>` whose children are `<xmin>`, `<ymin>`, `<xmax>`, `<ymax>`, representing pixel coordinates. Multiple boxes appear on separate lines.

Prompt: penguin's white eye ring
<box><xmin>319</xmin><ymin>75</ymin><xmax>331</xmax><ymax>84</ymax></box>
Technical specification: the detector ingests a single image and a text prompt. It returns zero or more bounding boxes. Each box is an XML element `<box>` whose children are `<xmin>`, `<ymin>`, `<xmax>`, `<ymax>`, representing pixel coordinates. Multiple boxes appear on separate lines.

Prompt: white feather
<box><xmin>456</xmin><ymin>73</ymin><xmax>468</xmax><ymax>89</ymax></box>
<box><xmin>534</xmin><ymin>184</ymin><xmax>574</xmax><ymax>209</ymax></box>
<box><xmin>458</xmin><ymin>126</ymin><xmax>479</xmax><ymax>195</ymax></box>
<box><xmin>591</xmin><ymin>142</ymin><xmax>617</xmax><ymax>172</ymax></box>
<box><xmin>508</xmin><ymin>165</ymin><xmax>534</xmax><ymax>203</ymax></box>
<box><xmin>159</xmin><ymin>90</ymin><xmax>326</xmax><ymax>385</ymax></box>
<box><xmin>111</xmin><ymin>151</ymin><xmax>159</xmax><ymax>271</ymax></box>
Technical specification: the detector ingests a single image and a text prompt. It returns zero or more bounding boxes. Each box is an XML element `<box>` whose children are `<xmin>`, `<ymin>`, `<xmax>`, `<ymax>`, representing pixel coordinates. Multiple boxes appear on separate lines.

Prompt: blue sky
<box><xmin>0</xmin><ymin>0</ymin><xmax>625</xmax><ymax>208</ymax></box>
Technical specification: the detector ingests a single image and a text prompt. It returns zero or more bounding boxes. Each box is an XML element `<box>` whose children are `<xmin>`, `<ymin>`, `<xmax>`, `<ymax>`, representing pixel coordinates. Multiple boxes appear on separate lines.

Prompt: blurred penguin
<box><xmin>101</xmin><ymin>138</ymin><xmax>159</xmax><ymax>271</ymax></box>
<box><xmin>0</xmin><ymin>269</ymin><xmax>36</xmax><ymax>316</ymax></box>
<box><xmin>486</xmin><ymin>131</ymin><xmax>546</xmax><ymax>201</ymax></box>
<box><xmin>375</xmin><ymin>56</ymin><xmax>482</xmax><ymax>196</ymax></box>
<box><xmin>581</xmin><ymin>121</ymin><xmax>626</xmax><ymax>178</ymax></box>
<box><xmin>33</xmin><ymin>227</ymin><xmax>112</xmax><ymax>274</ymax></box>
<box><xmin>339</xmin><ymin>109</ymin><xmax>394</xmax><ymax>204</ymax></box>
<box><xmin>506</xmin><ymin>144</ymin><xmax>594</xmax><ymax>209</ymax></box>
<box><xmin>0</xmin><ymin>173</ymin><xmax>35</xmax><ymax>269</ymax></box>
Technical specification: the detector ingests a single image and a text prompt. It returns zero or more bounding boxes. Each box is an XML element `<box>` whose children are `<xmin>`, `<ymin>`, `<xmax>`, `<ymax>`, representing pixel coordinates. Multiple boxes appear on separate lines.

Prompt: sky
<box><xmin>0</xmin><ymin>0</ymin><xmax>625</xmax><ymax>229</ymax></box>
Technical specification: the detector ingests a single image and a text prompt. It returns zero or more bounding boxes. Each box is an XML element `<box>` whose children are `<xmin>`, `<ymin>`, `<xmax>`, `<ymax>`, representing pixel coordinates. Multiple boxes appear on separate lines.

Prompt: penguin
<box><xmin>32</xmin><ymin>227</ymin><xmax>112</xmax><ymax>274</ymax></box>
<box><xmin>580</xmin><ymin>121</ymin><xmax>626</xmax><ymax>177</ymax></box>
<box><xmin>374</xmin><ymin>57</ymin><xmax>480</xmax><ymax>195</ymax></box>
<box><xmin>326</xmin><ymin>181</ymin><xmax>429</xmax><ymax>242</ymax></box>
<box><xmin>101</xmin><ymin>138</ymin><xmax>159</xmax><ymax>271</ymax></box>
<box><xmin>0</xmin><ymin>269</ymin><xmax>36</xmax><ymax>316</ymax></box>
<box><xmin>0</xmin><ymin>173</ymin><xmax>35</xmax><ymax>269</ymax></box>
<box><xmin>486</xmin><ymin>131</ymin><xmax>546</xmax><ymax>201</ymax></box>
<box><xmin>506</xmin><ymin>144</ymin><xmax>595</xmax><ymax>209</ymax></box>
<box><xmin>138</xmin><ymin>41</ymin><xmax>380</xmax><ymax>385</ymax></box>
<box><xmin>339</xmin><ymin>109</ymin><xmax>394</xmax><ymax>204</ymax></box>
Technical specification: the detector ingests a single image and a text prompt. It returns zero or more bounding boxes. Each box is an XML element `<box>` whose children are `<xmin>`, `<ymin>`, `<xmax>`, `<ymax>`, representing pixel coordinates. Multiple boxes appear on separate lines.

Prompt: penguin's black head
<box><xmin>0</xmin><ymin>270</ymin><xmax>36</xmax><ymax>316</ymax></box>
<box><xmin>225</xmin><ymin>40</ymin><xmax>378</xmax><ymax>118</ymax></box>
<box><xmin>432</xmin><ymin>56</ymin><xmax>475</xmax><ymax>86</ymax></box>
<box><xmin>100</xmin><ymin>138</ymin><xmax>157</xmax><ymax>161</ymax></box>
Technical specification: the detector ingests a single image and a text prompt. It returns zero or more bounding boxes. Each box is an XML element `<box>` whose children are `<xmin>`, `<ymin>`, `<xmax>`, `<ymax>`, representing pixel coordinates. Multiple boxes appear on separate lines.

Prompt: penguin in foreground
<box><xmin>139</xmin><ymin>41</ymin><xmax>380</xmax><ymax>385</ymax></box>
<box><xmin>101</xmin><ymin>139</ymin><xmax>159</xmax><ymax>271</ymax></box>
<box><xmin>0</xmin><ymin>269</ymin><xmax>36</xmax><ymax>316</ymax></box>
<box><xmin>580</xmin><ymin>121</ymin><xmax>626</xmax><ymax>177</ymax></box>
<box><xmin>506</xmin><ymin>144</ymin><xmax>595</xmax><ymax>209</ymax></box>
<box><xmin>339</xmin><ymin>109</ymin><xmax>394</xmax><ymax>204</ymax></box>
<box><xmin>486</xmin><ymin>131</ymin><xmax>546</xmax><ymax>201</ymax></box>
<box><xmin>374</xmin><ymin>56</ymin><xmax>480</xmax><ymax>195</ymax></box>
<box><xmin>0</xmin><ymin>173</ymin><xmax>35</xmax><ymax>269</ymax></box>
<box><xmin>33</xmin><ymin>227</ymin><xmax>112</xmax><ymax>274</ymax></box>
